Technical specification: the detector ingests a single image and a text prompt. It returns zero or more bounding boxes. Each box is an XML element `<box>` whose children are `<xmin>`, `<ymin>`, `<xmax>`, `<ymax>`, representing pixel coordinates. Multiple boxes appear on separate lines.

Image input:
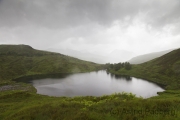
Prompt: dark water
<box><xmin>16</xmin><ymin>70</ymin><xmax>164</xmax><ymax>98</ymax></box>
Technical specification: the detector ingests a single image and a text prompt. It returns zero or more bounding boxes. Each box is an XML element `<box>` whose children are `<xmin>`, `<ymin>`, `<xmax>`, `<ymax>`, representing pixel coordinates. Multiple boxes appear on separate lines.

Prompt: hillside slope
<box><xmin>0</xmin><ymin>45</ymin><xmax>102</xmax><ymax>83</ymax></box>
<box><xmin>47</xmin><ymin>48</ymin><xmax>106</xmax><ymax>64</ymax></box>
<box><xmin>128</xmin><ymin>49</ymin><xmax>174</xmax><ymax>64</ymax></box>
<box><xmin>110</xmin><ymin>48</ymin><xmax>180</xmax><ymax>89</ymax></box>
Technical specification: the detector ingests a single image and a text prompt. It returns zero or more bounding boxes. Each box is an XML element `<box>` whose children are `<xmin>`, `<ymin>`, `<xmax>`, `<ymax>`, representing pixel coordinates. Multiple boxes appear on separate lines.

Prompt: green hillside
<box><xmin>109</xmin><ymin>48</ymin><xmax>180</xmax><ymax>89</ymax></box>
<box><xmin>0</xmin><ymin>44</ymin><xmax>102</xmax><ymax>85</ymax></box>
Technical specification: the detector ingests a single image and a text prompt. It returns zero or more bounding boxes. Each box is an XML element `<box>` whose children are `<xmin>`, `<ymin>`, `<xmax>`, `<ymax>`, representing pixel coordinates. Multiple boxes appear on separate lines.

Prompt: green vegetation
<box><xmin>128</xmin><ymin>49</ymin><xmax>173</xmax><ymax>64</ymax></box>
<box><xmin>0</xmin><ymin>44</ymin><xmax>103</xmax><ymax>86</ymax></box>
<box><xmin>108</xmin><ymin>48</ymin><xmax>180</xmax><ymax>90</ymax></box>
<box><xmin>105</xmin><ymin>62</ymin><xmax>132</xmax><ymax>71</ymax></box>
<box><xmin>104</xmin><ymin>48</ymin><xmax>180</xmax><ymax>119</ymax></box>
<box><xmin>1</xmin><ymin>90</ymin><xmax>180</xmax><ymax>120</ymax></box>
<box><xmin>1</xmin><ymin>45</ymin><xmax>180</xmax><ymax>120</ymax></box>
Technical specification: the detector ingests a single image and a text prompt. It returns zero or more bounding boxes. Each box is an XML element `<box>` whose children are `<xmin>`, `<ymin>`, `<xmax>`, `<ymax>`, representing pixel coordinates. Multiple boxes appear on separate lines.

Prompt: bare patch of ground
<box><xmin>0</xmin><ymin>84</ymin><xmax>36</xmax><ymax>92</ymax></box>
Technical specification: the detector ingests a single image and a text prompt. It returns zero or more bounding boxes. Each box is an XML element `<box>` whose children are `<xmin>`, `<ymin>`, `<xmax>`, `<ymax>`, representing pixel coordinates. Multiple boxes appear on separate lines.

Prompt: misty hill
<box><xmin>106</xmin><ymin>49</ymin><xmax>135</xmax><ymax>63</ymax></box>
<box><xmin>0</xmin><ymin>45</ymin><xmax>102</xmax><ymax>81</ymax></box>
<box><xmin>128</xmin><ymin>49</ymin><xmax>174</xmax><ymax>64</ymax></box>
<box><xmin>47</xmin><ymin>48</ymin><xmax>135</xmax><ymax>64</ymax></box>
<box><xmin>112</xmin><ymin>48</ymin><xmax>180</xmax><ymax>89</ymax></box>
<box><xmin>47</xmin><ymin>48</ymin><xmax>105</xmax><ymax>64</ymax></box>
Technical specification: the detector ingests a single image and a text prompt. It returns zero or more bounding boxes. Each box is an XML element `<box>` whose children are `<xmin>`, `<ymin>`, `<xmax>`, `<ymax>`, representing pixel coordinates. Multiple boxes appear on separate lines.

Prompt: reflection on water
<box><xmin>112</xmin><ymin>74</ymin><xmax>132</xmax><ymax>80</ymax></box>
<box><xmin>13</xmin><ymin>73</ymin><xmax>71</xmax><ymax>83</ymax></box>
<box><xmin>15</xmin><ymin>70</ymin><xmax>164</xmax><ymax>98</ymax></box>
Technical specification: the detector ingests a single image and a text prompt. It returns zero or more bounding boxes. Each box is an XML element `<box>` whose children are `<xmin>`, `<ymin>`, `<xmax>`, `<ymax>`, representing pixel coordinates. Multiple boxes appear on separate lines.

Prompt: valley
<box><xmin>0</xmin><ymin>45</ymin><xmax>180</xmax><ymax>120</ymax></box>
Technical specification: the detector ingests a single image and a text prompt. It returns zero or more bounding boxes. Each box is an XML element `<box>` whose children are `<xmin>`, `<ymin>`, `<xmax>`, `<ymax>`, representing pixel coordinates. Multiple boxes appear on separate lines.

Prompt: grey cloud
<box><xmin>143</xmin><ymin>0</ymin><xmax>180</xmax><ymax>28</ymax></box>
<box><xmin>1</xmin><ymin>0</ymin><xmax>179</xmax><ymax>31</ymax></box>
<box><xmin>0</xmin><ymin>0</ymin><xmax>179</xmax><ymax>58</ymax></box>
<box><xmin>0</xmin><ymin>0</ymin><xmax>67</xmax><ymax>28</ymax></box>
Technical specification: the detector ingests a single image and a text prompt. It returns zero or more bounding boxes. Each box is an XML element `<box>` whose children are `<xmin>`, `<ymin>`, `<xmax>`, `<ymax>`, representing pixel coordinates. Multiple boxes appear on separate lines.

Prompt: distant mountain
<box><xmin>128</xmin><ymin>49</ymin><xmax>174</xmax><ymax>64</ymax></box>
<box><xmin>47</xmin><ymin>48</ymin><xmax>105</xmax><ymax>64</ymax></box>
<box><xmin>106</xmin><ymin>49</ymin><xmax>135</xmax><ymax>63</ymax></box>
<box><xmin>47</xmin><ymin>48</ymin><xmax>136</xmax><ymax>64</ymax></box>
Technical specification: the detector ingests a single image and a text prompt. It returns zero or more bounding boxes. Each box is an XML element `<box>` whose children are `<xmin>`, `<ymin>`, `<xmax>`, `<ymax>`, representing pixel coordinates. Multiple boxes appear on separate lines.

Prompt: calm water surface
<box><xmin>22</xmin><ymin>70</ymin><xmax>164</xmax><ymax>98</ymax></box>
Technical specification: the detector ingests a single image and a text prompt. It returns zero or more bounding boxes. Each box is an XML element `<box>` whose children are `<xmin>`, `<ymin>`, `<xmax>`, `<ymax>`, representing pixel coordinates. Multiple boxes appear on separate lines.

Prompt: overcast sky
<box><xmin>0</xmin><ymin>0</ymin><xmax>180</xmax><ymax>57</ymax></box>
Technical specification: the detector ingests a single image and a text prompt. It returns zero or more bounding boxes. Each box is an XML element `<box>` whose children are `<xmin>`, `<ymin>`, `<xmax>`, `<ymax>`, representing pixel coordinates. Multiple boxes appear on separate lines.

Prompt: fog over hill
<box><xmin>47</xmin><ymin>48</ymin><xmax>105</xmax><ymax>64</ymax></box>
<box><xmin>47</xmin><ymin>48</ymin><xmax>177</xmax><ymax>64</ymax></box>
<box><xmin>128</xmin><ymin>49</ymin><xmax>174</xmax><ymax>64</ymax></box>
<box><xmin>0</xmin><ymin>0</ymin><xmax>180</xmax><ymax>57</ymax></box>
<box><xmin>106</xmin><ymin>49</ymin><xmax>135</xmax><ymax>63</ymax></box>
<box><xmin>47</xmin><ymin>48</ymin><xmax>135</xmax><ymax>64</ymax></box>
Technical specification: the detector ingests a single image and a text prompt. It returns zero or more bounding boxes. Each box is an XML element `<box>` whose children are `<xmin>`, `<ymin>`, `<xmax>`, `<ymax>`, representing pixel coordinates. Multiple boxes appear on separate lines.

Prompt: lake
<box><xmin>16</xmin><ymin>70</ymin><xmax>164</xmax><ymax>98</ymax></box>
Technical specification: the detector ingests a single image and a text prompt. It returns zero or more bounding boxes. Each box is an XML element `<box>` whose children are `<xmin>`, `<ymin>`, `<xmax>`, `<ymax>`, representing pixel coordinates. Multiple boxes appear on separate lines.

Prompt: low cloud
<box><xmin>0</xmin><ymin>0</ymin><xmax>180</xmax><ymax>62</ymax></box>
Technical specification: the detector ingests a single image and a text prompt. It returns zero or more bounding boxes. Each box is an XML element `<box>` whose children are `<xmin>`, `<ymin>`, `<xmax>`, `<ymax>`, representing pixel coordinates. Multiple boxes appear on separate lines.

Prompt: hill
<box><xmin>109</xmin><ymin>48</ymin><xmax>180</xmax><ymax>89</ymax></box>
<box><xmin>47</xmin><ymin>48</ymin><xmax>135</xmax><ymax>64</ymax></box>
<box><xmin>0</xmin><ymin>44</ymin><xmax>102</xmax><ymax>84</ymax></box>
<box><xmin>106</xmin><ymin>49</ymin><xmax>135</xmax><ymax>63</ymax></box>
<box><xmin>128</xmin><ymin>49</ymin><xmax>174</xmax><ymax>64</ymax></box>
<box><xmin>47</xmin><ymin>48</ymin><xmax>106</xmax><ymax>64</ymax></box>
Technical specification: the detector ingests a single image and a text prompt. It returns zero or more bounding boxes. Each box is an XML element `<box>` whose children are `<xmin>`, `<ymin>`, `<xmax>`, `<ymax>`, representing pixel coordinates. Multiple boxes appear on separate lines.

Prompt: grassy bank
<box><xmin>1</xmin><ymin>90</ymin><xmax>180</xmax><ymax>120</ymax></box>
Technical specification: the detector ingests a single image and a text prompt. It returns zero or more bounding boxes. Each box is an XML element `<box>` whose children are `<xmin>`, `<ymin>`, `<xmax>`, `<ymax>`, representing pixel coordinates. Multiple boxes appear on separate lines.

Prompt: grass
<box><xmin>1</xmin><ymin>90</ymin><xmax>180</xmax><ymax>120</ymax></box>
